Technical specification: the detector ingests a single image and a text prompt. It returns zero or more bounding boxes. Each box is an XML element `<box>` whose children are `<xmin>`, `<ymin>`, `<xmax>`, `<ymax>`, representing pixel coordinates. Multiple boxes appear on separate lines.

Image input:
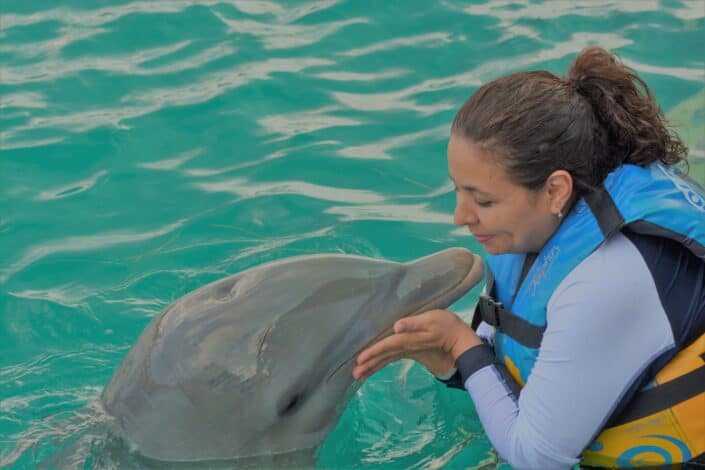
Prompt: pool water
<box><xmin>1</xmin><ymin>1</ymin><xmax>703</xmax><ymax>468</ymax></box>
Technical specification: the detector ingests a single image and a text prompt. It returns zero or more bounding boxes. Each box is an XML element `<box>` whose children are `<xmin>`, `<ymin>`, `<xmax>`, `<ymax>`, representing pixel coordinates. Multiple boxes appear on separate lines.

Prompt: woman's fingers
<box><xmin>356</xmin><ymin>330</ymin><xmax>434</xmax><ymax>365</ymax></box>
<box><xmin>352</xmin><ymin>310</ymin><xmax>461</xmax><ymax>381</ymax></box>
<box><xmin>394</xmin><ymin>309</ymin><xmax>445</xmax><ymax>334</ymax></box>
<box><xmin>355</xmin><ymin>334</ymin><xmax>401</xmax><ymax>365</ymax></box>
<box><xmin>353</xmin><ymin>331</ymin><xmax>437</xmax><ymax>380</ymax></box>
<box><xmin>352</xmin><ymin>351</ymin><xmax>406</xmax><ymax>380</ymax></box>
<box><xmin>353</xmin><ymin>347</ymin><xmax>453</xmax><ymax>380</ymax></box>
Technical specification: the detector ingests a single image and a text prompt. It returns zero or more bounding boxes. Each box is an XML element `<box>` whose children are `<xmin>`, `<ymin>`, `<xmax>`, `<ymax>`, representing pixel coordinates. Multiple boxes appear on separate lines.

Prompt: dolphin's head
<box><xmin>101</xmin><ymin>248</ymin><xmax>482</xmax><ymax>462</ymax></box>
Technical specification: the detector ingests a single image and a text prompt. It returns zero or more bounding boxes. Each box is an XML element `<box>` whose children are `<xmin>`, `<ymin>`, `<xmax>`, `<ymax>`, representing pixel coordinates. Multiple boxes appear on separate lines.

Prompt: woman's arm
<box><xmin>463</xmin><ymin>233</ymin><xmax>676</xmax><ymax>469</ymax></box>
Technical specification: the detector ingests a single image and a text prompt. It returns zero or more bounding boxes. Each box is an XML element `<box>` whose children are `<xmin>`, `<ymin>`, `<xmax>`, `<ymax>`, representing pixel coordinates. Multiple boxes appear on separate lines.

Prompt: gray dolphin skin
<box><xmin>101</xmin><ymin>247</ymin><xmax>483</xmax><ymax>463</ymax></box>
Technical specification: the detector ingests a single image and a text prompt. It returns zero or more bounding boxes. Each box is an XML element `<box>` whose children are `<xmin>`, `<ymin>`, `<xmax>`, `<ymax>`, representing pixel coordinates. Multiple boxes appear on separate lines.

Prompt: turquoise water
<box><xmin>1</xmin><ymin>1</ymin><xmax>703</xmax><ymax>468</ymax></box>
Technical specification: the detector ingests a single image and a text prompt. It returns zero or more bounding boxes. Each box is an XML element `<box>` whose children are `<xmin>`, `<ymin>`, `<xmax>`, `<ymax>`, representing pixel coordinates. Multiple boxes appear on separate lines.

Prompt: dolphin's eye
<box><xmin>278</xmin><ymin>392</ymin><xmax>304</xmax><ymax>416</ymax></box>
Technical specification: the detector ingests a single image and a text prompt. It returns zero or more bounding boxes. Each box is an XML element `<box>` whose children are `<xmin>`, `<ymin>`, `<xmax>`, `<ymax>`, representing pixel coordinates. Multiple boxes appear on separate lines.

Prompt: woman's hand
<box><xmin>352</xmin><ymin>309</ymin><xmax>483</xmax><ymax>381</ymax></box>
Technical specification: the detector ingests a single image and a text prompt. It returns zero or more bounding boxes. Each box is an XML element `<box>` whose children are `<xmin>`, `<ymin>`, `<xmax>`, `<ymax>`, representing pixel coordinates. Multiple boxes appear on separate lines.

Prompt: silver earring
<box><xmin>557</xmin><ymin>210</ymin><xmax>563</xmax><ymax>219</ymax></box>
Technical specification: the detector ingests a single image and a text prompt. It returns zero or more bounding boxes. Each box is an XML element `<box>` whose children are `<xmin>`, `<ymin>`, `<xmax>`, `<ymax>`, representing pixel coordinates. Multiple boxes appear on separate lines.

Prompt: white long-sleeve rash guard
<box><xmin>456</xmin><ymin>231</ymin><xmax>705</xmax><ymax>469</ymax></box>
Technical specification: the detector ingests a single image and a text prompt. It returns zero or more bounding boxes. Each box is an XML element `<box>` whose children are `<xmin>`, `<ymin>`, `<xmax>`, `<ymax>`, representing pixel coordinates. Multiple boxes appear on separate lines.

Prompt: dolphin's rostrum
<box><xmin>101</xmin><ymin>247</ymin><xmax>483</xmax><ymax>462</ymax></box>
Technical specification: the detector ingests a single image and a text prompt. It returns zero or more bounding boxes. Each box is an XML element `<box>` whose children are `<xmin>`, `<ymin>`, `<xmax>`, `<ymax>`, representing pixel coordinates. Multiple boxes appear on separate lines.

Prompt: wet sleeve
<box><xmin>435</xmin><ymin>320</ymin><xmax>494</xmax><ymax>389</ymax></box>
<box><xmin>458</xmin><ymin>233</ymin><xmax>676</xmax><ymax>470</ymax></box>
<box><xmin>475</xmin><ymin>320</ymin><xmax>494</xmax><ymax>345</ymax></box>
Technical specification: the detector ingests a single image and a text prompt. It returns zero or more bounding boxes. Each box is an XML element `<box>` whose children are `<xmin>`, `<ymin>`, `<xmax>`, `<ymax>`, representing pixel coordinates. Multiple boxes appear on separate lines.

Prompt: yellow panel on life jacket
<box><xmin>581</xmin><ymin>332</ymin><xmax>705</xmax><ymax>468</ymax></box>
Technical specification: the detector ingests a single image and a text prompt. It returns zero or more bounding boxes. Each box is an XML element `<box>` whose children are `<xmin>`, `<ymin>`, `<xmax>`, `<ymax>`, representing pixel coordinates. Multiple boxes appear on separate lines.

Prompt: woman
<box><xmin>352</xmin><ymin>47</ymin><xmax>705</xmax><ymax>469</ymax></box>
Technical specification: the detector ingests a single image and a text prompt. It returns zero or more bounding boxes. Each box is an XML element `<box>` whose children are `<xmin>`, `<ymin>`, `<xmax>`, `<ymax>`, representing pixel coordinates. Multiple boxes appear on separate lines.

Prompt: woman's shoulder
<box><xmin>548</xmin><ymin>231</ymin><xmax>663</xmax><ymax>325</ymax></box>
<box><xmin>557</xmin><ymin>231</ymin><xmax>650</xmax><ymax>292</ymax></box>
<box><xmin>549</xmin><ymin>229</ymin><xmax>704</xmax><ymax>347</ymax></box>
<box><xmin>545</xmin><ymin>232</ymin><xmax>675</xmax><ymax>354</ymax></box>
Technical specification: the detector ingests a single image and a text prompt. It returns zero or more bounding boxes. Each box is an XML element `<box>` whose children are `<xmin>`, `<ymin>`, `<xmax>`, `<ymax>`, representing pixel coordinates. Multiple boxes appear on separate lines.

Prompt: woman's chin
<box><xmin>482</xmin><ymin>244</ymin><xmax>504</xmax><ymax>255</ymax></box>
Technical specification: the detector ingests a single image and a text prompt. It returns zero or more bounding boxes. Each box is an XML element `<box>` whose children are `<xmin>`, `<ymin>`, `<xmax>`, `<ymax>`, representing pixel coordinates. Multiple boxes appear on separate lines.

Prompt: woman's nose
<box><xmin>454</xmin><ymin>194</ymin><xmax>479</xmax><ymax>226</ymax></box>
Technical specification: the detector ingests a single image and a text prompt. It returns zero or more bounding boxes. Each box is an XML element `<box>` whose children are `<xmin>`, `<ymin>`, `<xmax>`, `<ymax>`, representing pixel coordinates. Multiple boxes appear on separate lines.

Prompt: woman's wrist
<box><xmin>450</xmin><ymin>329</ymin><xmax>484</xmax><ymax>360</ymax></box>
<box><xmin>453</xmin><ymin>342</ymin><xmax>498</xmax><ymax>385</ymax></box>
<box><xmin>435</xmin><ymin>367</ymin><xmax>458</xmax><ymax>380</ymax></box>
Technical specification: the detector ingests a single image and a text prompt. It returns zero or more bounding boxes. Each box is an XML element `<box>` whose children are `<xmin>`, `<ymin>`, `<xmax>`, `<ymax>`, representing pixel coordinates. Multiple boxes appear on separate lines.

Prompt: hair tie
<box><xmin>569</xmin><ymin>78</ymin><xmax>584</xmax><ymax>95</ymax></box>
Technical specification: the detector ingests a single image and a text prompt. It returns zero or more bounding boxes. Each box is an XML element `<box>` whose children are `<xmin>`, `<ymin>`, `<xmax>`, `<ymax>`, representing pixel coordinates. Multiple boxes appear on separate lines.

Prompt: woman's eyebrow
<box><xmin>448</xmin><ymin>174</ymin><xmax>494</xmax><ymax>196</ymax></box>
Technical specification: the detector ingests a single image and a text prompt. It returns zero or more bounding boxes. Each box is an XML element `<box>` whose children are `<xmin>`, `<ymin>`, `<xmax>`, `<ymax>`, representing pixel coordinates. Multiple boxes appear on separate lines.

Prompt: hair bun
<box><xmin>568</xmin><ymin>77</ymin><xmax>584</xmax><ymax>95</ymax></box>
<box><xmin>564</xmin><ymin>46</ymin><xmax>687</xmax><ymax>168</ymax></box>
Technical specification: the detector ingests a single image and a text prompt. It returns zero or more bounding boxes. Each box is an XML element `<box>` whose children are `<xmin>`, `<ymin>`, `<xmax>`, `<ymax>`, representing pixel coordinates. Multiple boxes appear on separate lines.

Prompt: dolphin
<box><xmin>100</xmin><ymin>247</ymin><xmax>483</xmax><ymax>463</ymax></box>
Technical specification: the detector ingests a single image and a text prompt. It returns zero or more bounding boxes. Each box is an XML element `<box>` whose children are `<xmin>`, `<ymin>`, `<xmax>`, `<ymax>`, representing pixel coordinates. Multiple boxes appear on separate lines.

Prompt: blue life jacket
<box><xmin>479</xmin><ymin>163</ymin><xmax>705</xmax><ymax>467</ymax></box>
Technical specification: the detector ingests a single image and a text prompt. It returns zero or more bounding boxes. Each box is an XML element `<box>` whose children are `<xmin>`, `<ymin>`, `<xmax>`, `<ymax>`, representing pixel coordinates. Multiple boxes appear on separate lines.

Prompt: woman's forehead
<box><xmin>447</xmin><ymin>137</ymin><xmax>514</xmax><ymax>191</ymax></box>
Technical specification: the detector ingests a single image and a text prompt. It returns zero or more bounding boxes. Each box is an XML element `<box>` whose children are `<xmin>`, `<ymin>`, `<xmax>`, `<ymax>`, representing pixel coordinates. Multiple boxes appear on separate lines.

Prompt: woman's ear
<box><xmin>546</xmin><ymin>170</ymin><xmax>573</xmax><ymax>216</ymax></box>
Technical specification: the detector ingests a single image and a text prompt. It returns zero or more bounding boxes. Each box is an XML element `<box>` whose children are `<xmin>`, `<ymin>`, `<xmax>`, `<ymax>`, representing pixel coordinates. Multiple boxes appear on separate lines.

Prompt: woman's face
<box><xmin>447</xmin><ymin>135</ymin><xmax>560</xmax><ymax>255</ymax></box>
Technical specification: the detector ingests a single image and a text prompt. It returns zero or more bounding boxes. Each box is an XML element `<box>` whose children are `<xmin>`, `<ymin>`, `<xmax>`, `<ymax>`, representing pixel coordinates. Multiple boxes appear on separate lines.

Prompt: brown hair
<box><xmin>451</xmin><ymin>46</ymin><xmax>688</xmax><ymax>198</ymax></box>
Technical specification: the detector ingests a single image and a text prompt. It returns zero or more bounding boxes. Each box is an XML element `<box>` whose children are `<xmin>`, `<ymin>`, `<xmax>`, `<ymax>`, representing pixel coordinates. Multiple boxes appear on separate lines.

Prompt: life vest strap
<box><xmin>584</xmin><ymin>184</ymin><xmax>625</xmax><ymax>238</ymax></box>
<box><xmin>610</xmin><ymin>362</ymin><xmax>705</xmax><ymax>427</ymax></box>
<box><xmin>478</xmin><ymin>294</ymin><xmax>546</xmax><ymax>349</ymax></box>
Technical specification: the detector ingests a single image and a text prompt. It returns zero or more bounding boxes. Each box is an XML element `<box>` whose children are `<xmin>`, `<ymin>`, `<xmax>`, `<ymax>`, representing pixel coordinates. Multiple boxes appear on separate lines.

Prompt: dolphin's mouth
<box><xmin>326</xmin><ymin>256</ymin><xmax>481</xmax><ymax>382</ymax></box>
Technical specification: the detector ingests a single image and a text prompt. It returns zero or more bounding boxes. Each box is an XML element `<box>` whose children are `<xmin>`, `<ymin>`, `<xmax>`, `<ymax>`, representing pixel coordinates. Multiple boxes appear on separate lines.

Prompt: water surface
<box><xmin>1</xmin><ymin>1</ymin><xmax>703</xmax><ymax>468</ymax></box>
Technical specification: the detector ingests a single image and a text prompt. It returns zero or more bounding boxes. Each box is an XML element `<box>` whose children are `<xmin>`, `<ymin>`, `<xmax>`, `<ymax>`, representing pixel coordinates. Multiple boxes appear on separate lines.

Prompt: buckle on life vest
<box><xmin>478</xmin><ymin>294</ymin><xmax>547</xmax><ymax>348</ymax></box>
<box><xmin>478</xmin><ymin>294</ymin><xmax>503</xmax><ymax>328</ymax></box>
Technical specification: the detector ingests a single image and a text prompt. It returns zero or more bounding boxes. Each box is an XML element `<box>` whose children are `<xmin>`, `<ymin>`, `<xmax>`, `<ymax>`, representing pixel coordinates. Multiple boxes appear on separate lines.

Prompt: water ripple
<box><xmin>184</xmin><ymin>140</ymin><xmax>339</xmax><ymax>177</ymax></box>
<box><xmin>341</xmin><ymin>32</ymin><xmax>454</xmax><ymax>57</ymax></box>
<box><xmin>338</xmin><ymin>126</ymin><xmax>448</xmax><ymax>160</ymax></box>
<box><xmin>333</xmin><ymin>89</ymin><xmax>456</xmax><ymax>115</ymax></box>
<box><xmin>213</xmin><ymin>11</ymin><xmax>368</xmax><ymax>50</ymax></box>
<box><xmin>8</xmin><ymin>285</ymin><xmax>94</xmax><ymax>310</ymax></box>
<box><xmin>2</xmin><ymin>40</ymin><xmax>237</xmax><ymax>85</ymax></box>
<box><xmin>231</xmin><ymin>0</ymin><xmax>342</xmax><ymax>22</ymax></box>
<box><xmin>138</xmin><ymin>148</ymin><xmax>203</xmax><ymax>171</ymax></box>
<box><xmin>1</xmin><ymin>1</ymin><xmax>221</xmax><ymax>30</ymax></box>
<box><xmin>222</xmin><ymin>226</ymin><xmax>339</xmax><ymax>264</ymax></box>
<box><xmin>1</xmin><ymin>92</ymin><xmax>47</xmax><ymax>109</ymax></box>
<box><xmin>3</xmin><ymin>57</ymin><xmax>332</xmax><ymax>143</ymax></box>
<box><xmin>325</xmin><ymin>203</ymin><xmax>450</xmax><ymax>224</ymax></box>
<box><xmin>0</xmin><ymin>40</ymin><xmax>195</xmax><ymax>85</ymax></box>
<box><xmin>623</xmin><ymin>58</ymin><xmax>705</xmax><ymax>83</ymax></box>
<box><xmin>0</xmin><ymin>220</ymin><xmax>187</xmax><ymax>284</ymax></box>
<box><xmin>0</xmin><ymin>137</ymin><xmax>66</xmax><ymax>151</ymax></box>
<box><xmin>123</xmin><ymin>56</ymin><xmax>333</xmax><ymax>111</ymax></box>
<box><xmin>258</xmin><ymin>106</ymin><xmax>361</xmax><ymax>142</ymax></box>
<box><xmin>465</xmin><ymin>0</ymin><xmax>662</xmax><ymax>21</ymax></box>
<box><xmin>35</xmin><ymin>170</ymin><xmax>108</xmax><ymax>201</ymax></box>
<box><xmin>194</xmin><ymin>178</ymin><xmax>385</xmax><ymax>204</ymax></box>
<box><xmin>0</xmin><ymin>26</ymin><xmax>109</xmax><ymax>60</ymax></box>
<box><xmin>314</xmin><ymin>69</ymin><xmax>409</xmax><ymax>82</ymax></box>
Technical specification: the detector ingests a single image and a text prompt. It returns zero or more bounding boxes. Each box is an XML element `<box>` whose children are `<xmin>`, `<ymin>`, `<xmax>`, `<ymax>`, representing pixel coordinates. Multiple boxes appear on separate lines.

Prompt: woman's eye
<box><xmin>475</xmin><ymin>199</ymin><xmax>494</xmax><ymax>208</ymax></box>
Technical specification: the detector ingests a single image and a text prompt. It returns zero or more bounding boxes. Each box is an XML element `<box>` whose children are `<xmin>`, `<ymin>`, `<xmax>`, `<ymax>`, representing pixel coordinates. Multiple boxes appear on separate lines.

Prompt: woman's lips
<box><xmin>473</xmin><ymin>234</ymin><xmax>494</xmax><ymax>244</ymax></box>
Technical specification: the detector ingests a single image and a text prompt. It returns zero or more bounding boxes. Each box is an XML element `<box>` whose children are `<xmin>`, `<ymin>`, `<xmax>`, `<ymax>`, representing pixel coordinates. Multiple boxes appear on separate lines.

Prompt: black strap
<box><xmin>478</xmin><ymin>295</ymin><xmax>546</xmax><ymax>349</ymax></box>
<box><xmin>610</xmin><ymin>363</ymin><xmax>705</xmax><ymax>426</ymax></box>
<box><xmin>435</xmin><ymin>369</ymin><xmax>465</xmax><ymax>390</ymax></box>
<box><xmin>690</xmin><ymin>451</ymin><xmax>705</xmax><ymax>466</ymax></box>
<box><xmin>516</xmin><ymin>252</ymin><xmax>537</xmax><ymax>296</ymax></box>
<box><xmin>471</xmin><ymin>264</ymin><xmax>495</xmax><ymax>331</ymax></box>
<box><xmin>455</xmin><ymin>343</ymin><xmax>499</xmax><ymax>383</ymax></box>
<box><xmin>477</xmin><ymin>266</ymin><xmax>546</xmax><ymax>349</ymax></box>
<box><xmin>584</xmin><ymin>185</ymin><xmax>624</xmax><ymax>238</ymax></box>
<box><xmin>436</xmin><ymin>339</ymin><xmax>498</xmax><ymax>390</ymax></box>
